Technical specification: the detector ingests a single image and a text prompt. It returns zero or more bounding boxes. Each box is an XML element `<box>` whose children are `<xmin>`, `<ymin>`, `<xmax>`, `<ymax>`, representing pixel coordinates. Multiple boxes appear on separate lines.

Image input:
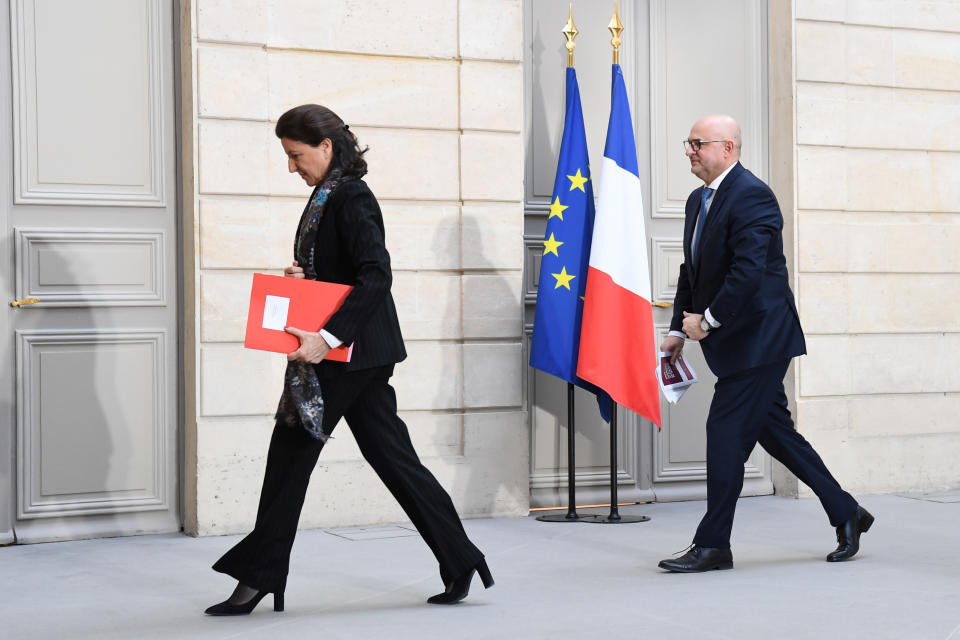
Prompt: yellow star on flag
<box><xmin>548</xmin><ymin>197</ymin><xmax>568</xmax><ymax>220</ymax></box>
<box><xmin>542</xmin><ymin>233</ymin><xmax>563</xmax><ymax>257</ymax></box>
<box><xmin>552</xmin><ymin>266</ymin><xmax>575</xmax><ymax>290</ymax></box>
<box><xmin>567</xmin><ymin>168</ymin><xmax>589</xmax><ymax>192</ymax></box>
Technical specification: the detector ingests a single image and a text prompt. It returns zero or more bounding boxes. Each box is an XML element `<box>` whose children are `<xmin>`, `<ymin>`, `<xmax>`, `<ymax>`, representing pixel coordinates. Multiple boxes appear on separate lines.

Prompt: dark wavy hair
<box><xmin>275</xmin><ymin>104</ymin><xmax>368</xmax><ymax>179</ymax></box>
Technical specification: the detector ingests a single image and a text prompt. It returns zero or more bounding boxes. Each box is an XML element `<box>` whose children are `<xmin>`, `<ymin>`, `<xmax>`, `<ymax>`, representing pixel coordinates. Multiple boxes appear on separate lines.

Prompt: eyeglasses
<box><xmin>682</xmin><ymin>139</ymin><xmax>726</xmax><ymax>153</ymax></box>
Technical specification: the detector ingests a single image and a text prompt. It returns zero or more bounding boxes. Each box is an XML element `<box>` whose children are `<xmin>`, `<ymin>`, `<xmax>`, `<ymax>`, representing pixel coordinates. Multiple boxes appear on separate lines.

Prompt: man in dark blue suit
<box><xmin>657</xmin><ymin>115</ymin><xmax>873</xmax><ymax>572</ymax></box>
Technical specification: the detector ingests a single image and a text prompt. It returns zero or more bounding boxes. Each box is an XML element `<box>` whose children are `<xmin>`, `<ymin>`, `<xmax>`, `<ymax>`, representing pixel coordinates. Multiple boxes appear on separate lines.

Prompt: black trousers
<box><xmin>693</xmin><ymin>359</ymin><xmax>858</xmax><ymax>549</ymax></box>
<box><xmin>213</xmin><ymin>364</ymin><xmax>484</xmax><ymax>594</ymax></box>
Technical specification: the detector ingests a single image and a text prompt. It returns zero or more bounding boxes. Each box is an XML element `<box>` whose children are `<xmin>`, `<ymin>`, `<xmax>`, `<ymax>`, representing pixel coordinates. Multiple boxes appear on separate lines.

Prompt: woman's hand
<box><xmin>285</xmin><ymin>326</ymin><xmax>331</xmax><ymax>363</ymax></box>
<box><xmin>284</xmin><ymin>260</ymin><xmax>305</xmax><ymax>279</ymax></box>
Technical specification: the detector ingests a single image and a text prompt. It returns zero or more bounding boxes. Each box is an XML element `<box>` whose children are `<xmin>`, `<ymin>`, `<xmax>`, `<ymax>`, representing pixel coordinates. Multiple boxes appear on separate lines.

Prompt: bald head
<box><xmin>695</xmin><ymin>114</ymin><xmax>742</xmax><ymax>151</ymax></box>
<box><xmin>685</xmin><ymin>114</ymin><xmax>742</xmax><ymax>183</ymax></box>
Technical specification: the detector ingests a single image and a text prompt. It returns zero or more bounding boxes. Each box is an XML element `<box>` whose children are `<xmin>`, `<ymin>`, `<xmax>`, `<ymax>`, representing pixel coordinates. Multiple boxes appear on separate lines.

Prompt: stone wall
<box><xmin>186</xmin><ymin>0</ymin><xmax>529</xmax><ymax>535</ymax></box>
<box><xmin>793</xmin><ymin>0</ymin><xmax>960</xmax><ymax>494</ymax></box>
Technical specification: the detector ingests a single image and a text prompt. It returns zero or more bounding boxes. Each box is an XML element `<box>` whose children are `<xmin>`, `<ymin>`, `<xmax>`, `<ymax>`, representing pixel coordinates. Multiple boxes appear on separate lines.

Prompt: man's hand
<box><xmin>285</xmin><ymin>326</ymin><xmax>331</xmax><ymax>363</ymax></box>
<box><xmin>682</xmin><ymin>311</ymin><xmax>709</xmax><ymax>341</ymax></box>
<box><xmin>284</xmin><ymin>260</ymin><xmax>305</xmax><ymax>279</ymax></box>
<box><xmin>660</xmin><ymin>335</ymin><xmax>685</xmax><ymax>365</ymax></box>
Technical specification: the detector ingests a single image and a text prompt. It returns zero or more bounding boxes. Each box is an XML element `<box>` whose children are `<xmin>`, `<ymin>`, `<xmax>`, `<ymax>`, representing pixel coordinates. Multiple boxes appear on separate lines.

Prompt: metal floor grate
<box><xmin>323</xmin><ymin>524</ymin><xmax>419</xmax><ymax>541</ymax></box>
<box><xmin>896</xmin><ymin>491</ymin><xmax>960</xmax><ymax>504</ymax></box>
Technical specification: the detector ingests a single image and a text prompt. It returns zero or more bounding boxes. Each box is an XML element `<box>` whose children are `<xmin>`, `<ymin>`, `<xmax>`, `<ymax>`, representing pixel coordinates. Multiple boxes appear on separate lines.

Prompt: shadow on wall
<box><xmin>12</xmin><ymin>262</ymin><xmax>118</xmax><ymax>543</ymax></box>
<box><xmin>449</xmin><ymin>213</ymin><xmax>526</xmax><ymax>518</ymax></box>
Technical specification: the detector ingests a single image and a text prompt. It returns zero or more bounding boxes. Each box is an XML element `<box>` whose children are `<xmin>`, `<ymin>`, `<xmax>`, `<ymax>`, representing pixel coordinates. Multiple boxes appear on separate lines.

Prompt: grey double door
<box><xmin>1</xmin><ymin>0</ymin><xmax>180</xmax><ymax>543</ymax></box>
<box><xmin>524</xmin><ymin>0</ymin><xmax>774</xmax><ymax>507</ymax></box>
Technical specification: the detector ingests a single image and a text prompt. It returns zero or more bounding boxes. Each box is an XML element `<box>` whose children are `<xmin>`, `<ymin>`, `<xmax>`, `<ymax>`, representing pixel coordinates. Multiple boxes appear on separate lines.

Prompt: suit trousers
<box><xmin>692</xmin><ymin>359</ymin><xmax>858</xmax><ymax>549</ymax></box>
<box><xmin>212</xmin><ymin>364</ymin><xmax>484</xmax><ymax>594</ymax></box>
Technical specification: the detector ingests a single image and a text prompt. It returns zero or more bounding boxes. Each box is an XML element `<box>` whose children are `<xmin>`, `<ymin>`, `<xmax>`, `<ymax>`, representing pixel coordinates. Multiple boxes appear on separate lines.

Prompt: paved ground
<box><xmin>2</xmin><ymin>492</ymin><xmax>959</xmax><ymax>640</ymax></box>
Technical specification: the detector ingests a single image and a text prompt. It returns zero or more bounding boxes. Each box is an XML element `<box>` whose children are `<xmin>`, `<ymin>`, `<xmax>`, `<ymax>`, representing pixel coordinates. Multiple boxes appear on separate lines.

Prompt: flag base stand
<box><xmin>584</xmin><ymin>401</ymin><xmax>650</xmax><ymax>525</ymax></box>
<box><xmin>588</xmin><ymin>514</ymin><xmax>650</xmax><ymax>524</ymax></box>
<box><xmin>536</xmin><ymin>513</ymin><xmax>603</xmax><ymax>523</ymax></box>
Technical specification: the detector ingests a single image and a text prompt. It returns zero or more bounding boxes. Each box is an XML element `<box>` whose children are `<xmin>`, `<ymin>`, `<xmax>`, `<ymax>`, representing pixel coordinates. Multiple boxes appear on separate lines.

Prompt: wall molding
<box><xmin>650</xmin><ymin>236</ymin><xmax>683</xmax><ymax>303</ymax></box>
<box><xmin>523</xmin><ymin>234</ymin><xmax>543</xmax><ymax>305</ymax></box>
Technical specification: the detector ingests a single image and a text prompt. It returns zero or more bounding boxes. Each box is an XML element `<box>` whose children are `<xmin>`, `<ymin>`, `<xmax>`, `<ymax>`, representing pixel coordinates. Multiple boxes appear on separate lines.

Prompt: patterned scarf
<box><xmin>274</xmin><ymin>168</ymin><xmax>354</xmax><ymax>441</ymax></box>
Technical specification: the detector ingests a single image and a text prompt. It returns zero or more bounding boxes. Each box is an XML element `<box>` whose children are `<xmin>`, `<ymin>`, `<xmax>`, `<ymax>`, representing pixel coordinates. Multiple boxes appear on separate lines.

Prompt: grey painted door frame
<box><xmin>1</xmin><ymin>0</ymin><xmax>182</xmax><ymax>543</ymax></box>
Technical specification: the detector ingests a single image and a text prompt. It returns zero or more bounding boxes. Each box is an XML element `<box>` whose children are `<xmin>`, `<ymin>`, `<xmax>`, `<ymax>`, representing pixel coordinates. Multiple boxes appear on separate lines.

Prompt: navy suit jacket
<box><xmin>297</xmin><ymin>179</ymin><xmax>407</xmax><ymax>378</ymax></box>
<box><xmin>670</xmin><ymin>162</ymin><xmax>805</xmax><ymax>378</ymax></box>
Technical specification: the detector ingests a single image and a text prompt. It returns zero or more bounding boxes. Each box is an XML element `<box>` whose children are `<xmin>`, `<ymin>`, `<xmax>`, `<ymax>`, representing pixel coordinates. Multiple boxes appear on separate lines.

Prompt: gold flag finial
<box><xmin>562</xmin><ymin>4</ymin><xmax>578</xmax><ymax>67</ymax></box>
<box><xmin>608</xmin><ymin>3</ymin><xmax>624</xmax><ymax>64</ymax></box>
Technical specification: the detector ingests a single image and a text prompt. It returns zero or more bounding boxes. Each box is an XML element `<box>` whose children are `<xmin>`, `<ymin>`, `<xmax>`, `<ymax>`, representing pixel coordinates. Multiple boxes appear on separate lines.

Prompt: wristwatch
<box><xmin>700</xmin><ymin>317</ymin><xmax>713</xmax><ymax>334</ymax></box>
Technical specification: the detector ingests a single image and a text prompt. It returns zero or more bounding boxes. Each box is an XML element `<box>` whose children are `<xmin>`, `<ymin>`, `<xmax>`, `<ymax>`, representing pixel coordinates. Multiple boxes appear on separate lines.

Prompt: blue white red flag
<box><xmin>577</xmin><ymin>64</ymin><xmax>661</xmax><ymax>427</ymax></box>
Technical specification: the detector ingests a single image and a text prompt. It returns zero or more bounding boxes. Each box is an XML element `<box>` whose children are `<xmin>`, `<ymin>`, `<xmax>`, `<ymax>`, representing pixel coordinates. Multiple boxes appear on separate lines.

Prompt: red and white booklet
<box><xmin>656</xmin><ymin>351</ymin><xmax>698</xmax><ymax>404</ymax></box>
<box><xmin>244</xmin><ymin>273</ymin><xmax>354</xmax><ymax>362</ymax></box>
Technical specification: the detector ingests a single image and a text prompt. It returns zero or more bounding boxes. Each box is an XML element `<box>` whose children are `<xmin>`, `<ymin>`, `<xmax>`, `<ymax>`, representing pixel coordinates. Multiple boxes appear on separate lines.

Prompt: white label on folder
<box><xmin>262</xmin><ymin>295</ymin><xmax>290</xmax><ymax>331</ymax></box>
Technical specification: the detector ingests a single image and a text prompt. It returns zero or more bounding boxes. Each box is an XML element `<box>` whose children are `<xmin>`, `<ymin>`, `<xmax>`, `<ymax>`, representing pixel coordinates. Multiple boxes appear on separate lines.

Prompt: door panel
<box><xmin>524</xmin><ymin>0</ymin><xmax>772</xmax><ymax>506</ymax></box>
<box><xmin>2</xmin><ymin>0</ymin><xmax>179</xmax><ymax>543</ymax></box>
<box><xmin>649</xmin><ymin>0</ymin><xmax>766</xmax><ymax>219</ymax></box>
<box><xmin>16</xmin><ymin>229</ymin><xmax>165</xmax><ymax>305</ymax></box>
<box><xmin>18</xmin><ymin>330</ymin><xmax>167</xmax><ymax>518</ymax></box>
<box><xmin>12</xmin><ymin>0</ymin><xmax>165</xmax><ymax>206</ymax></box>
<box><xmin>651</xmin><ymin>326</ymin><xmax>771</xmax><ymax>502</ymax></box>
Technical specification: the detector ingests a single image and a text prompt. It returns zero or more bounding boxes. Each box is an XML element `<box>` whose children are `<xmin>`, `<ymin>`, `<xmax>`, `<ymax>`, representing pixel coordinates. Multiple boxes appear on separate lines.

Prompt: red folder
<box><xmin>244</xmin><ymin>273</ymin><xmax>354</xmax><ymax>362</ymax></box>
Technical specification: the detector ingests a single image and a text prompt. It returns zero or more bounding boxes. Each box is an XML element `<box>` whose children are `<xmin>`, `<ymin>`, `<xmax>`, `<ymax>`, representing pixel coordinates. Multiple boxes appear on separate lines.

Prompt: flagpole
<box><xmin>610</xmin><ymin>403</ymin><xmax>621</xmax><ymax>521</ymax></box>
<box><xmin>536</xmin><ymin>5</ymin><xmax>599</xmax><ymax>524</ymax></box>
<box><xmin>537</xmin><ymin>383</ymin><xmax>600</xmax><ymax>522</ymax></box>
<box><xmin>586</xmin><ymin>2</ymin><xmax>650</xmax><ymax>526</ymax></box>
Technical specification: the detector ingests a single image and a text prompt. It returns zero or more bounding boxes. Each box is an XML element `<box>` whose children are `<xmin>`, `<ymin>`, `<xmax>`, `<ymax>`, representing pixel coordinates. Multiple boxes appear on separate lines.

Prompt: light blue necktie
<box><xmin>692</xmin><ymin>187</ymin><xmax>714</xmax><ymax>263</ymax></box>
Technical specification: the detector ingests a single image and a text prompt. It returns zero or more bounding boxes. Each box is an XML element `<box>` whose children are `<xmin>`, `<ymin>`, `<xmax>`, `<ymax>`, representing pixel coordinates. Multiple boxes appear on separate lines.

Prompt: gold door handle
<box><xmin>651</xmin><ymin>301</ymin><xmax>672</xmax><ymax>308</ymax></box>
<box><xmin>10</xmin><ymin>297</ymin><xmax>40</xmax><ymax>308</ymax></box>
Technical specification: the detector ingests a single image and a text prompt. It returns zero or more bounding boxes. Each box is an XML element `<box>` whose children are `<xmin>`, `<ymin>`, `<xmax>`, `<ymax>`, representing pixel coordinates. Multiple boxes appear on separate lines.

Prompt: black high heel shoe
<box><xmin>204</xmin><ymin>589</ymin><xmax>284</xmax><ymax>616</ymax></box>
<box><xmin>427</xmin><ymin>559</ymin><xmax>494</xmax><ymax>605</ymax></box>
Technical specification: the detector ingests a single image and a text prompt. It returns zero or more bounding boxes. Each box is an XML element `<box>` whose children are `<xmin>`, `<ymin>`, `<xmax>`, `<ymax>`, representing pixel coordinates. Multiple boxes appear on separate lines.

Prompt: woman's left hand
<box><xmin>285</xmin><ymin>326</ymin><xmax>331</xmax><ymax>363</ymax></box>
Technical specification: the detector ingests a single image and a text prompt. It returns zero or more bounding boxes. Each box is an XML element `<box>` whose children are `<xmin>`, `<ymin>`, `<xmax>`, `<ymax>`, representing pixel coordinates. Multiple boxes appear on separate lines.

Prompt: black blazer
<box><xmin>670</xmin><ymin>162</ymin><xmax>805</xmax><ymax>378</ymax></box>
<box><xmin>298</xmin><ymin>179</ymin><xmax>406</xmax><ymax>377</ymax></box>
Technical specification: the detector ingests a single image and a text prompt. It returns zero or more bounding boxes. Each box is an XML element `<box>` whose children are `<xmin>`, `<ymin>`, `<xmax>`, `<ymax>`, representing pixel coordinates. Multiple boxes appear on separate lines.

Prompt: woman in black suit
<box><xmin>205</xmin><ymin>104</ymin><xmax>492</xmax><ymax>616</ymax></box>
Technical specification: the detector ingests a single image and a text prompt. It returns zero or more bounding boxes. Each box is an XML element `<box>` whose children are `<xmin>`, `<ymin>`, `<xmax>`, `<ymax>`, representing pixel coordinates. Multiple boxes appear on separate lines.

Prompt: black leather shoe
<box><xmin>658</xmin><ymin>545</ymin><xmax>733</xmax><ymax>573</ymax></box>
<box><xmin>427</xmin><ymin>559</ymin><xmax>494</xmax><ymax>604</ymax></box>
<box><xmin>827</xmin><ymin>505</ymin><xmax>874</xmax><ymax>562</ymax></box>
<box><xmin>204</xmin><ymin>589</ymin><xmax>284</xmax><ymax>616</ymax></box>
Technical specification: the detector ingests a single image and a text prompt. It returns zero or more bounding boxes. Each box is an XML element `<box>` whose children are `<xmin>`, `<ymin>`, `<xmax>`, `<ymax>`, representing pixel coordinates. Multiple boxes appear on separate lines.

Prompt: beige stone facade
<box><xmin>793</xmin><ymin>0</ymin><xmax>960</xmax><ymax>494</ymax></box>
<box><xmin>182</xmin><ymin>0</ymin><xmax>528</xmax><ymax>536</ymax></box>
<box><xmin>180</xmin><ymin>0</ymin><xmax>960</xmax><ymax>536</ymax></box>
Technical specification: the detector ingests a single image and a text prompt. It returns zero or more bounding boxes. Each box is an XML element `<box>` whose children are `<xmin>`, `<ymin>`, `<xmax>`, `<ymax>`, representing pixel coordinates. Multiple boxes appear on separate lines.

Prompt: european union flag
<box><xmin>529</xmin><ymin>67</ymin><xmax>611</xmax><ymax>421</ymax></box>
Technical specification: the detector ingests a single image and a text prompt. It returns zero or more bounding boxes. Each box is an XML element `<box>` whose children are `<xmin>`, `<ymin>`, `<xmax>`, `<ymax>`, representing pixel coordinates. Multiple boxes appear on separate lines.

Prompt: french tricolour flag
<box><xmin>576</xmin><ymin>64</ymin><xmax>661</xmax><ymax>427</ymax></box>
